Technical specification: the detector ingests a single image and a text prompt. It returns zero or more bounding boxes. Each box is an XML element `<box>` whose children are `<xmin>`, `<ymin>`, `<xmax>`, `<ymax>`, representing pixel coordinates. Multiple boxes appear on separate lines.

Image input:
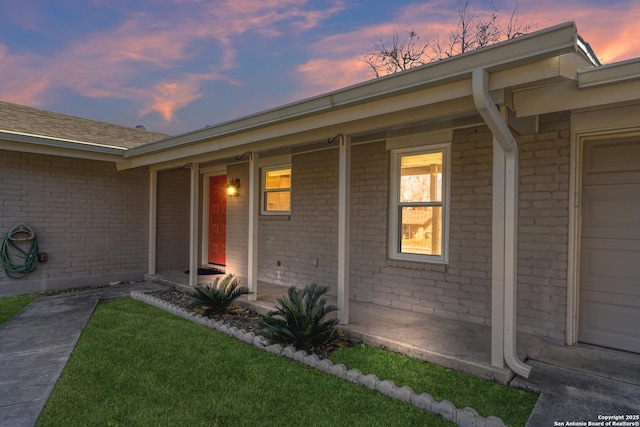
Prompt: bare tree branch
<box><xmin>362</xmin><ymin>0</ymin><xmax>535</xmax><ymax>78</ymax></box>
<box><xmin>362</xmin><ymin>29</ymin><xmax>430</xmax><ymax>78</ymax></box>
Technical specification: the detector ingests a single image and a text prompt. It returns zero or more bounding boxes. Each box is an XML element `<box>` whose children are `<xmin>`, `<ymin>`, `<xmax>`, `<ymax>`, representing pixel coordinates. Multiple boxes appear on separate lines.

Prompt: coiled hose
<box><xmin>0</xmin><ymin>224</ymin><xmax>39</xmax><ymax>279</ymax></box>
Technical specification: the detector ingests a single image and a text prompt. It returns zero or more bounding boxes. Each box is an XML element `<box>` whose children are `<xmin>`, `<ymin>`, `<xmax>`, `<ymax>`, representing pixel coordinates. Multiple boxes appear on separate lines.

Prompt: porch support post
<box><xmin>148</xmin><ymin>169</ymin><xmax>157</xmax><ymax>275</ymax></box>
<box><xmin>189</xmin><ymin>163</ymin><xmax>200</xmax><ymax>288</ymax></box>
<box><xmin>248</xmin><ymin>152</ymin><xmax>259</xmax><ymax>301</ymax></box>
<box><xmin>338</xmin><ymin>135</ymin><xmax>351</xmax><ymax>324</ymax></box>
<box><xmin>491</xmin><ymin>138</ymin><xmax>506</xmax><ymax>367</ymax></box>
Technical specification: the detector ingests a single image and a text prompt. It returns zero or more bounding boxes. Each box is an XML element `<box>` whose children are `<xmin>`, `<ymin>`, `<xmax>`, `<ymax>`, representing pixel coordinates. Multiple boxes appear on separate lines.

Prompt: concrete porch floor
<box><xmin>146</xmin><ymin>270</ymin><xmax>640</xmax><ymax>387</ymax></box>
<box><xmin>148</xmin><ymin>270</ymin><xmax>521</xmax><ymax>382</ymax></box>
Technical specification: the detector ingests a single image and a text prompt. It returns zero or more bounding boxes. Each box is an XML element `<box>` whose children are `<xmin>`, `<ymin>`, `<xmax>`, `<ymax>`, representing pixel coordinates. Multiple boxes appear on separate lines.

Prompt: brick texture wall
<box><xmin>156</xmin><ymin>168</ymin><xmax>190</xmax><ymax>271</ymax></box>
<box><xmin>258</xmin><ymin>149</ymin><xmax>340</xmax><ymax>290</ymax></box>
<box><xmin>224</xmin><ymin>113</ymin><xmax>571</xmax><ymax>342</ymax></box>
<box><xmin>515</xmin><ymin>112</ymin><xmax>570</xmax><ymax>341</ymax></box>
<box><xmin>225</xmin><ymin>163</ymin><xmax>249</xmax><ymax>280</ymax></box>
<box><xmin>350</xmin><ymin>137</ymin><xmax>494</xmax><ymax>324</ymax></box>
<box><xmin>0</xmin><ymin>150</ymin><xmax>148</xmax><ymax>296</ymax></box>
<box><xmin>349</xmin><ymin>115</ymin><xmax>570</xmax><ymax>342</ymax></box>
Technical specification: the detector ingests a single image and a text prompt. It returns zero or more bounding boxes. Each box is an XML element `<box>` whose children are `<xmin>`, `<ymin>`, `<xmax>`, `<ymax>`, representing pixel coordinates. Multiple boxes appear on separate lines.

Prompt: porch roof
<box><xmin>117</xmin><ymin>21</ymin><xmax>599</xmax><ymax>171</ymax></box>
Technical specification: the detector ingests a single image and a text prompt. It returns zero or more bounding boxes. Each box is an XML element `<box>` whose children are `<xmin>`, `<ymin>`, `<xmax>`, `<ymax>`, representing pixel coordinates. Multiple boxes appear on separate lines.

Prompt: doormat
<box><xmin>184</xmin><ymin>268</ymin><xmax>225</xmax><ymax>276</ymax></box>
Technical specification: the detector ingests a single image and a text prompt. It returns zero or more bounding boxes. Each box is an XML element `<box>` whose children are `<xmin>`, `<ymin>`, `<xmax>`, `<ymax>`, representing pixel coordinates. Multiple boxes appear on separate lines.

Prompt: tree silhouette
<box><xmin>362</xmin><ymin>1</ymin><xmax>533</xmax><ymax>78</ymax></box>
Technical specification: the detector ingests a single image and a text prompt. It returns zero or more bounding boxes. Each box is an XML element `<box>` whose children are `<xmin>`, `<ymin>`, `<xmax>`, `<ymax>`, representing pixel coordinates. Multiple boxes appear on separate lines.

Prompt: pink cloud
<box><xmin>3</xmin><ymin>0</ymin><xmax>639</xmax><ymax>131</ymax></box>
<box><xmin>501</xmin><ymin>0</ymin><xmax>640</xmax><ymax>63</ymax></box>
<box><xmin>294</xmin><ymin>0</ymin><xmax>640</xmax><ymax>99</ymax></box>
<box><xmin>298</xmin><ymin>57</ymin><xmax>370</xmax><ymax>94</ymax></box>
<box><xmin>138</xmin><ymin>79</ymin><xmax>203</xmax><ymax>122</ymax></box>
<box><xmin>0</xmin><ymin>0</ymin><xmax>344</xmax><ymax>123</ymax></box>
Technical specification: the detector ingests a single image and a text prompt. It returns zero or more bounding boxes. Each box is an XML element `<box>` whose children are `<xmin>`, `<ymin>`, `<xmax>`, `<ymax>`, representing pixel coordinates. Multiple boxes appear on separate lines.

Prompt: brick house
<box><xmin>2</xmin><ymin>22</ymin><xmax>639</xmax><ymax>377</ymax></box>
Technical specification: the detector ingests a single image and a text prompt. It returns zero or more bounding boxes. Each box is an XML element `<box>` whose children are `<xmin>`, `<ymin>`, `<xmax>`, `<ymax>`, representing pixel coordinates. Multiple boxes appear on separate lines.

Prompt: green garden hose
<box><xmin>0</xmin><ymin>224</ymin><xmax>39</xmax><ymax>279</ymax></box>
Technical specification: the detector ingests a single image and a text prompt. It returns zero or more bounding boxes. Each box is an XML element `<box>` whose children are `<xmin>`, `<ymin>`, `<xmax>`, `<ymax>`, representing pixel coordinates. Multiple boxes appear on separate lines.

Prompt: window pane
<box><xmin>400</xmin><ymin>206</ymin><xmax>442</xmax><ymax>255</ymax></box>
<box><xmin>400</xmin><ymin>153</ymin><xmax>442</xmax><ymax>203</ymax></box>
<box><xmin>265</xmin><ymin>168</ymin><xmax>291</xmax><ymax>190</ymax></box>
<box><xmin>266</xmin><ymin>191</ymin><xmax>290</xmax><ymax>212</ymax></box>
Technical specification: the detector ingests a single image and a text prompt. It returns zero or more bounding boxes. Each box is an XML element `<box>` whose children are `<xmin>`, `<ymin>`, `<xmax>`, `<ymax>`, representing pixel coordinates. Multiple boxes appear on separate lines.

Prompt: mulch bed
<box><xmin>147</xmin><ymin>288</ymin><xmax>355</xmax><ymax>359</ymax></box>
<box><xmin>148</xmin><ymin>288</ymin><xmax>265</xmax><ymax>334</ymax></box>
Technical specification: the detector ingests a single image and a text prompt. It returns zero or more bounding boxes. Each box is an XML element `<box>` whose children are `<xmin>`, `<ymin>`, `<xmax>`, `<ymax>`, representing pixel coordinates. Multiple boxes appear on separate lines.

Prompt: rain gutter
<box><xmin>0</xmin><ymin>129</ymin><xmax>126</xmax><ymax>162</ymax></box>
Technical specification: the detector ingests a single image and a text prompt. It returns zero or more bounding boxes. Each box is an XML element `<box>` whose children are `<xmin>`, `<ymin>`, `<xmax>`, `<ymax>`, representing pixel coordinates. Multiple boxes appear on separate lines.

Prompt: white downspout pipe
<box><xmin>472</xmin><ymin>68</ymin><xmax>532</xmax><ymax>378</ymax></box>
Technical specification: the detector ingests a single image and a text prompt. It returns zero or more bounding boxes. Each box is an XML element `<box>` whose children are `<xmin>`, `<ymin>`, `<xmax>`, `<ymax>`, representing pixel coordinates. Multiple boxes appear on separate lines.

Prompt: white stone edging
<box><xmin>131</xmin><ymin>291</ymin><xmax>507</xmax><ymax>427</ymax></box>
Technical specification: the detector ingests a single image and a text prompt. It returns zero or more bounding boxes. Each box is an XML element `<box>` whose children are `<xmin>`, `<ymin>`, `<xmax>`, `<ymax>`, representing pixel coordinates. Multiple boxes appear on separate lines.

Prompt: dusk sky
<box><xmin>1</xmin><ymin>0</ymin><xmax>639</xmax><ymax>136</ymax></box>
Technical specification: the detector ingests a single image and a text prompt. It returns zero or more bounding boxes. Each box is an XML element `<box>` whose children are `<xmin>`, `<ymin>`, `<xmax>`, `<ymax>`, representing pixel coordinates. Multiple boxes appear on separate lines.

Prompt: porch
<box><xmin>147</xmin><ymin>270</ymin><xmax>530</xmax><ymax>383</ymax></box>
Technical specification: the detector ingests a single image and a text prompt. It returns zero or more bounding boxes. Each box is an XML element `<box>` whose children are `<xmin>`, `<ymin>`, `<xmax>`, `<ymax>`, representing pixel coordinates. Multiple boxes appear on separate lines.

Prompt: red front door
<box><xmin>208</xmin><ymin>175</ymin><xmax>227</xmax><ymax>265</ymax></box>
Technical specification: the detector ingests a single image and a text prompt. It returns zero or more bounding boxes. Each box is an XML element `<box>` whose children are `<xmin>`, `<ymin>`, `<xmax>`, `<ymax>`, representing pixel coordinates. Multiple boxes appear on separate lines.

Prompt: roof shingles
<box><xmin>0</xmin><ymin>101</ymin><xmax>166</xmax><ymax>149</ymax></box>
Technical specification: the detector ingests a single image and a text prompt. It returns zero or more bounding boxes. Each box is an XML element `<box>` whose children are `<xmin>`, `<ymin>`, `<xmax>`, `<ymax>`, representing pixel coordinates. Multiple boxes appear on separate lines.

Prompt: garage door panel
<box><xmin>581</xmin><ymin>184</ymin><xmax>640</xmax><ymax>239</ymax></box>
<box><xmin>579</xmin><ymin>137</ymin><xmax>640</xmax><ymax>353</ymax></box>
<box><xmin>582</xmin><ymin>137</ymin><xmax>640</xmax><ymax>185</ymax></box>
<box><xmin>581</xmin><ymin>238</ymin><xmax>640</xmax><ymax>297</ymax></box>
<box><xmin>579</xmin><ymin>290</ymin><xmax>640</xmax><ymax>353</ymax></box>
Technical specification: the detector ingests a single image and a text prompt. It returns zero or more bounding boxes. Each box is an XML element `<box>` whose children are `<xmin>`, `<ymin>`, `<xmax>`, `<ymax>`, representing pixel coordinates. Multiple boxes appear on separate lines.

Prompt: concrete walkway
<box><xmin>512</xmin><ymin>340</ymin><xmax>640</xmax><ymax>426</ymax></box>
<box><xmin>512</xmin><ymin>360</ymin><xmax>640</xmax><ymax>426</ymax></box>
<box><xmin>0</xmin><ymin>282</ymin><xmax>166</xmax><ymax>427</ymax></box>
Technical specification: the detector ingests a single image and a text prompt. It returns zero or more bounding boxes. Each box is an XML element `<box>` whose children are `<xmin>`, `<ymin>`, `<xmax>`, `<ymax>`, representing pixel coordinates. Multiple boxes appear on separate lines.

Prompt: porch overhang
<box><xmin>117</xmin><ymin>22</ymin><xmax>591</xmax><ymax>172</ymax></box>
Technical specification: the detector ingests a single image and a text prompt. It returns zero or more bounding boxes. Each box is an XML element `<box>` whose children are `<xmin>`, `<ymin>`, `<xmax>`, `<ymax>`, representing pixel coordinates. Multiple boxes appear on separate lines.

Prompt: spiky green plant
<box><xmin>258</xmin><ymin>283</ymin><xmax>341</xmax><ymax>352</ymax></box>
<box><xmin>189</xmin><ymin>274</ymin><xmax>250</xmax><ymax>315</ymax></box>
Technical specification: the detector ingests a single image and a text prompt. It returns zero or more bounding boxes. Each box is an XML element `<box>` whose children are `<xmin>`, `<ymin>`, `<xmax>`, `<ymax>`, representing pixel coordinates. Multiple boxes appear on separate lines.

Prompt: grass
<box><xmin>37</xmin><ymin>298</ymin><xmax>454</xmax><ymax>427</ymax></box>
<box><xmin>0</xmin><ymin>293</ymin><xmax>38</xmax><ymax>326</ymax></box>
<box><xmin>330</xmin><ymin>344</ymin><xmax>538</xmax><ymax>427</ymax></box>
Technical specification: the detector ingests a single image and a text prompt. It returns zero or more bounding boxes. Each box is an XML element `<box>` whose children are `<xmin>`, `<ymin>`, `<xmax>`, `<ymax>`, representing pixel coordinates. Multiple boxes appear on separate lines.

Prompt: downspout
<box><xmin>472</xmin><ymin>68</ymin><xmax>532</xmax><ymax>378</ymax></box>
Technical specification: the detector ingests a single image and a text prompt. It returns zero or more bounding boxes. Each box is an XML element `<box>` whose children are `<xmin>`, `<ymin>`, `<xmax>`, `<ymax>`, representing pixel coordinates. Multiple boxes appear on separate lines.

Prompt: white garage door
<box><xmin>579</xmin><ymin>137</ymin><xmax>640</xmax><ymax>353</ymax></box>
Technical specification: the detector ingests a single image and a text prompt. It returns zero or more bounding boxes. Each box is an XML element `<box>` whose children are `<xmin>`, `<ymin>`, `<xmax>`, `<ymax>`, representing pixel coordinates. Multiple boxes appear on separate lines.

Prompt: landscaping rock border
<box><xmin>131</xmin><ymin>290</ymin><xmax>507</xmax><ymax>427</ymax></box>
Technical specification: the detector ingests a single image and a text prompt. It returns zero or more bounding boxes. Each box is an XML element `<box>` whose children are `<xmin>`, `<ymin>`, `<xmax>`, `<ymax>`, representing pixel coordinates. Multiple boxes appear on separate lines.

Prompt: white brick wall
<box><xmin>225</xmin><ymin>163</ymin><xmax>249</xmax><ymax>280</ymax></box>
<box><xmin>156</xmin><ymin>168</ymin><xmax>190</xmax><ymax>270</ymax></box>
<box><xmin>348</xmin><ymin>116</ymin><xmax>570</xmax><ymax>342</ymax></box>
<box><xmin>223</xmin><ymin>113</ymin><xmax>572</xmax><ymax>342</ymax></box>
<box><xmin>2</xmin><ymin>111</ymin><xmax>571</xmax><ymax>342</ymax></box>
<box><xmin>349</xmin><ymin>139</ymin><xmax>494</xmax><ymax>323</ymax></box>
<box><xmin>0</xmin><ymin>150</ymin><xmax>148</xmax><ymax>296</ymax></box>
<box><xmin>258</xmin><ymin>149</ymin><xmax>340</xmax><ymax>291</ymax></box>
<box><xmin>515</xmin><ymin>112</ymin><xmax>570</xmax><ymax>342</ymax></box>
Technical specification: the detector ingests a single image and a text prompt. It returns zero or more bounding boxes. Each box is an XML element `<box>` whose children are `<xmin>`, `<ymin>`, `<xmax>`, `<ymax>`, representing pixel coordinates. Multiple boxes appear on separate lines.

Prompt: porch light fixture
<box><xmin>227</xmin><ymin>178</ymin><xmax>240</xmax><ymax>197</ymax></box>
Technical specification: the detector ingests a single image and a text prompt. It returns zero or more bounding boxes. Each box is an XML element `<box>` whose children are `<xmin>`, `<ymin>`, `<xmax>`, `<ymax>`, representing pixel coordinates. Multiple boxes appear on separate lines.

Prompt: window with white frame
<box><xmin>262</xmin><ymin>165</ymin><xmax>291</xmax><ymax>214</ymax></box>
<box><xmin>389</xmin><ymin>144</ymin><xmax>449</xmax><ymax>263</ymax></box>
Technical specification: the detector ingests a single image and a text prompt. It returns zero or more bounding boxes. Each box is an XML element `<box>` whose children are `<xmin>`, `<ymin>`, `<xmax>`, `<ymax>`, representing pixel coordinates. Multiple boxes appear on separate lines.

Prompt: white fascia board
<box><xmin>117</xmin><ymin>88</ymin><xmax>477</xmax><ymax>171</ymax></box>
<box><xmin>118</xmin><ymin>52</ymin><xmax>585</xmax><ymax>172</ymax></box>
<box><xmin>0</xmin><ymin>131</ymin><xmax>125</xmax><ymax>162</ymax></box>
<box><xmin>514</xmin><ymin>78</ymin><xmax>640</xmax><ymax>117</ymax></box>
<box><xmin>124</xmin><ymin>22</ymin><xmax>581</xmax><ymax>161</ymax></box>
<box><xmin>578</xmin><ymin>58</ymin><xmax>640</xmax><ymax>88</ymax></box>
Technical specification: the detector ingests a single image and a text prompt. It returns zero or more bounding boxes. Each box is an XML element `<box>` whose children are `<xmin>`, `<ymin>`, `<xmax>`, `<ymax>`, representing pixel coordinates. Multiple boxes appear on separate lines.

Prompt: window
<box><xmin>389</xmin><ymin>144</ymin><xmax>449</xmax><ymax>263</ymax></box>
<box><xmin>262</xmin><ymin>165</ymin><xmax>291</xmax><ymax>214</ymax></box>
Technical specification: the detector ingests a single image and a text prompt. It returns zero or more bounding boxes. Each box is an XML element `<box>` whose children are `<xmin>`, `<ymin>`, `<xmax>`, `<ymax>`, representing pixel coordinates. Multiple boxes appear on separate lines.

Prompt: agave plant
<box><xmin>258</xmin><ymin>283</ymin><xmax>341</xmax><ymax>352</ymax></box>
<box><xmin>189</xmin><ymin>274</ymin><xmax>250</xmax><ymax>315</ymax></box>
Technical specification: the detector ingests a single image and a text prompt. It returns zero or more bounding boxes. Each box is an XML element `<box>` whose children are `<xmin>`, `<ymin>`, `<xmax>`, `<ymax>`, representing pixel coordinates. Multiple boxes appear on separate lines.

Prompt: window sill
<box><xmin>386</xmin><ymin>259</ymin><xmax>447</xmax><ymax>272</ymax></box>
<box><xmin>259</xmin><ymin>215</ymin><xmax>291</xmax><ymax>221</ymax></box>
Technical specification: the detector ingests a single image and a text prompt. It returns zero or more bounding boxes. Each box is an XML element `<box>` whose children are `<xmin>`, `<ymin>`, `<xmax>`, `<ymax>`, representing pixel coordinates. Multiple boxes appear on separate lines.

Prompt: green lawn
<box><xmin>0</xmin><ymin>293</ymin><xmax>38</xmax><ymax>326</ymax></box>
<box><xmin>37</xmin><ymin>299</ymin><xmax>454</xmax><ymax>427</ymax></box>
<box><xmin>330</xmin><ymin>344</ymin><xmax>537</xmax><ymax>427</ymax></box>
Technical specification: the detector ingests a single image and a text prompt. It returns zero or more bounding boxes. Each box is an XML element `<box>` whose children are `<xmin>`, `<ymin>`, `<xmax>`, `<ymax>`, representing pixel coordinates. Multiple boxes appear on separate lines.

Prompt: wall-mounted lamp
<box><xmin>226</xmin><ymin>178</ymin><xmax>240</xmax><ymax>197</ymax></box>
